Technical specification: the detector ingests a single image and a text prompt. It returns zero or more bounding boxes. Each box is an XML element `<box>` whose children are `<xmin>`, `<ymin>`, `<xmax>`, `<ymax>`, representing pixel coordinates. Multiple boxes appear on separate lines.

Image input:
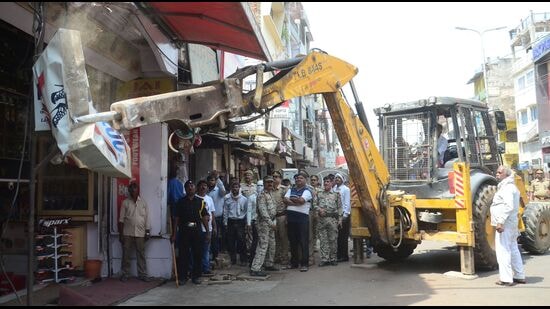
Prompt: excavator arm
<box><xmin>62</xmin><ymin>49</ymin><xmax>391</xmax><ymax>243</ymax></box>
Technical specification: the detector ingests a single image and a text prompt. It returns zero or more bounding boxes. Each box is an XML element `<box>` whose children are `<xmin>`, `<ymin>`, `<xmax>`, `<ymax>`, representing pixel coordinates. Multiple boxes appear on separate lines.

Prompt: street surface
<box><xmin>119</xmin><ymin>240</ymin><xmax>549</xmax><ymax>306</ymax></box>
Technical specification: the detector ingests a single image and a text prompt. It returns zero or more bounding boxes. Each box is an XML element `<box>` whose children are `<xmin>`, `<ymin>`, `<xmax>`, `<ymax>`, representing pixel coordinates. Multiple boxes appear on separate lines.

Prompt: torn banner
<box><xmin>33</xmin><ymin>28</ymin><xmax>131</xmax><ymax>178</ymax></box>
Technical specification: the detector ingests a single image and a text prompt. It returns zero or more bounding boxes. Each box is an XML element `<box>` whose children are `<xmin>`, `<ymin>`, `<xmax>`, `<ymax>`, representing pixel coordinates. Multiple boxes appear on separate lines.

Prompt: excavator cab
<box><xmin>375</xmin><ymin>96</ymin><xmax>501</xmax><ymax>192</ymax></box>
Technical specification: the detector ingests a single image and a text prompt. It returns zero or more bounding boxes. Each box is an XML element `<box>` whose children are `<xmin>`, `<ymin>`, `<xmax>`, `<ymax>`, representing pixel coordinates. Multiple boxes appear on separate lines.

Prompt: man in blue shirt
<box><xmin>207</xmin><ymin>170</ymin><xmax>226</xmax><ymax>259</ymax></box>
<box><xmin>167</xmin><ymin>165</ymin><xmax>185</xmax><ymax>250</ymax></box>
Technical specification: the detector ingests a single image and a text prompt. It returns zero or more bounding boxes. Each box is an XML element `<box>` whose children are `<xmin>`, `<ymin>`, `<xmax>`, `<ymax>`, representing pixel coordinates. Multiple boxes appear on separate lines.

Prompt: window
<box><xmin>530</xmin><ymin>106</ymin><xmax>538</xmax><ymax>121</ymax></box>
<box><xmin>517</xmin><ymin>76</ymin><xmax>526</xmax><ymax>90</ymax></box>
<box><xmin>526</xmin><ymin>70</ymin><xmax>534</xmax><ymax>86</ymax></box>
<box><xmin>519</xmin><ymin>110</ymin><xmax>528</xmax><ymax>125</ymax></box>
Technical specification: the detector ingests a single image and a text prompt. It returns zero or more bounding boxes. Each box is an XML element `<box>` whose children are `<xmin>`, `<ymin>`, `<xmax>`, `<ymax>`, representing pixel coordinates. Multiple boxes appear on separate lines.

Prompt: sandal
<box><xmin>495</xmin><ymin>281</ymin><xmax>515</xmax><ymax>286</ymax></box>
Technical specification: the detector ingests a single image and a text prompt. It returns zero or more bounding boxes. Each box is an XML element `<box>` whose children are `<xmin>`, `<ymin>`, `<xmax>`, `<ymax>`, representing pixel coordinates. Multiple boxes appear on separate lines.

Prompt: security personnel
<box><xmin>241</xmin><ymin>169</ymin><xmax>257</xmax><ymax>198</ymax></box>
<box><xmin>315</xmin><ymin>176</ymin><xmax>343</xmax><ymax>266</ymax></box>
<box><xmin>172</xmin><ymin>180</ymin><xmax>210</xmax><ymax>285</ymax></box>
<box><xmin>250</xmin><ymin>175</ymin><xmax>278</xmax><ymax>276</ymax></box>
<box><xmin>272</xmin><ymin>170</ymin><xmax>290</xmax><ymax>267</ymax></box>
<box><xmin>529</xmin><ymin>169</ymin><xmax>550</xmax><ymax>201</ymax></box>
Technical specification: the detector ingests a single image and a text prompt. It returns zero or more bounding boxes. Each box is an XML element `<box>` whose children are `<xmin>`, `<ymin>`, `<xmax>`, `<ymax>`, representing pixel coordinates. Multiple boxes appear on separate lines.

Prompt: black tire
<box><xmin>375</xmin><ymin>244</ymin><xmax>417</xmax><ymax>262</ymax></box>
<box><xmin>521</xmin><ymin>202</ymin><xmax>550</xmax><ymax>254</ymax></box>
<box><xmin>472</xmin><ymin>183</ymin><xmax>498</xmax><ymax>270</ymax></box>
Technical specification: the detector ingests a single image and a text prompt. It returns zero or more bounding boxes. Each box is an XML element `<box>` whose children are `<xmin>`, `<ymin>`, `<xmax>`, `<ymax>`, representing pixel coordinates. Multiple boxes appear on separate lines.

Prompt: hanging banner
<box><xmin>114</xmin><ymin>77</ymin><xmax>172</xmax><ymax>223</ymax></box>
<box><xmin>32</xmin><ymin>28</ymin><xmax>131</xmax><ymax>178</ymax></box>
<box><xmin>115</xmin><ymin>128</ymin><xmax>140</xmax><ymax>221</ymax></box>
<box><xmin>33</xmin><ymin>76</ymin><xmax>50</xmax><ymax>131</ymax></box>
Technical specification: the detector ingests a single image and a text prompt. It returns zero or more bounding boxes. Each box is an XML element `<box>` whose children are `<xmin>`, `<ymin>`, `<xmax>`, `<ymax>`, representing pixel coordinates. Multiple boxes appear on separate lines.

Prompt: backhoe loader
<box><xmin>37</xmin><ymin>32</ymin><xmax>550</xmax><ymax>274</ymax></box>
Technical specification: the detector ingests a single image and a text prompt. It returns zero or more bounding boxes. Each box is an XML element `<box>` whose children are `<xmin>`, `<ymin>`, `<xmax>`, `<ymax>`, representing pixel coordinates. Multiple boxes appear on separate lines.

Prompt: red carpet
<box><xmin>58</xmin><ymin>277</ymin><xmax>163</xmax><ymax>306</ymax></box>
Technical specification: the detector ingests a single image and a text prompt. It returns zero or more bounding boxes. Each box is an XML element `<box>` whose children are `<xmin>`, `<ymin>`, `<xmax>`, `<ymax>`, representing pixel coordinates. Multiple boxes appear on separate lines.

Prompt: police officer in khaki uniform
<box><xmin>529</xmin><ymin>169</ymin><xmax>550</xmax><ymax>201</ymax></box>
<box><xmin>250</xmin><ymin>175</ymin><xmax>278</xmax><ymax>276</ymax></box>
<box><xmin>240</xmin><ymin>169</ymin><xmax>257</xmax><ymax>198</ymax></box>
<box><xmin>315</xmin><ymin>176</ymin><xmax>343</xmax><ymax>266</ymax></box>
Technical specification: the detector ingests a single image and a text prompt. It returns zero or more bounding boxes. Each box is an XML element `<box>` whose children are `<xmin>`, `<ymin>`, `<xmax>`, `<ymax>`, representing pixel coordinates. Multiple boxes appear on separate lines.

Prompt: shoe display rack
<box><xmin>35</xmin><ymin>226</ymin><xmax>74</xmax><ymax>283</ymax></box>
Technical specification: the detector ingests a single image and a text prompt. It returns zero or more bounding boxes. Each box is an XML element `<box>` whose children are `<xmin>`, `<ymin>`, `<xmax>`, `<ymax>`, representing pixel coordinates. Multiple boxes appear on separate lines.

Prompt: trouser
<box><xmin>201</xmin><ymin>231</ymin><xmax>211</xmax><ymax>273</ymax></box>
<box><xmin>251</xmin><ymin>221</ymin><xmax>276</xmax><ymax>272</ymax></box>
<box><xmin>248</xmin><ymin>220</ymin><xmax>258</xmax><ymax>267</ymax></box>
<box><xmin>121</xmin><ymin>236</ymin><xmax>147</xmax><ymax>278</ymax></box>
<box><xmin>274</xmin><ymin>215</ymin><xmax>289</xmax><ymax>265</ymax></box>
<box><xmin>287</xmin><ymin>217</ymin><xmax>309</xmax><ymax>267</ymax></box>
<box><xmin>309</xmin><ymin>210</ymin><xmax>318</xmax><ymax>264</ymax></box>
<box><xmin>227</xmin><ymin>218</ymin><xmax>247</xmax><ymax>264</ymax></box>
<box><xmin>495</xmin><ymin>228</ymin><xmax>525</xmax><ymax>283</ymax></box>
<box><xmin>337</xmin><ymin>216</ymin><xmax>350</xmax><ymax>260</ymax></box>
<box><xmin>179</xmin><ymin>226</ymin><xmax>203</xmax><ymax>280</ymax></box>
<box><xmin>318</xmin><ymin>217</ymin><xmax>338</xmax><ymax>263</ymax></box>
<box><xmin>211</xmin><ymin>216</ymin><xmax>224</xmax><ymax>258</ymax></box>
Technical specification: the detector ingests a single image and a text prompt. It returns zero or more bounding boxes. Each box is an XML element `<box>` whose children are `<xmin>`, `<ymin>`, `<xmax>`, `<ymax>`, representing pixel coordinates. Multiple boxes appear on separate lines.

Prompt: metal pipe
<box><xmin>455</xmin><ymin>26</ymin><xmax>506</xmax><ymax>104</ymax></box>
<box><xmin>75</xmin><ymin>111</ymin><xmax>120</xmax><ymax>123</ymax></box>
<box><xmin>349</xmin><ymin>80</ymin><xmax>372</xmax><ymax>137</ymax></box>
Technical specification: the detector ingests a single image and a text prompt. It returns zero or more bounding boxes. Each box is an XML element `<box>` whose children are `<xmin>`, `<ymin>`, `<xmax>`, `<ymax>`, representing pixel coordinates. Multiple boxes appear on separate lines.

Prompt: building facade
<box><xmin>509</xmin><ymin>11</ymin><xmax>550</xmax><ymax>172</ymax></box>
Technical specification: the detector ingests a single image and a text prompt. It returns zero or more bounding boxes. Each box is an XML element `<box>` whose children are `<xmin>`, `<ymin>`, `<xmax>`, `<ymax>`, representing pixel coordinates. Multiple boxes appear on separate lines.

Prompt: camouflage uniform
<box><xmin>273</xmin><ymin>185</ymin><xmax>289</xmax><ymax>266</ymax></box>
<box><xmin>530</xmin><ymin>178</ymin><xmax>550</xmax><ymax>201</ymax></box>
<box><xmin>241</xmin><ymin>182</ymin><xmax>257</xmax><ymax>258</ymax></box>
<box><xmin>250</xmin><ymin>190</ymin><xmax>277</xmax><ymax>272</ymax></box>
<box><xmin>315</xmin><ymin>189</ymin><xmax>342</xmax><ymax>264</ymax></box>
<box><xmin>308</xmin><ymin>186</ymin><xmax>322</xmax><ymax>265</ymax></box>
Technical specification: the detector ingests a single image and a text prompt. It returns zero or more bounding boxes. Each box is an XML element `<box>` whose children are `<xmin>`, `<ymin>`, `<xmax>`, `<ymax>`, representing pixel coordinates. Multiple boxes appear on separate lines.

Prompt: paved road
<box><xmin>119</xmin><ymin>241</ymin><xmax>549</xmax><ymax>306</ymax></box>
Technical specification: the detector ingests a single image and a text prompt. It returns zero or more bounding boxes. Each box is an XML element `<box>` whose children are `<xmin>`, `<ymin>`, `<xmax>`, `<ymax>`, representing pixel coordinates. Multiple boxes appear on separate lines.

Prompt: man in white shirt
<box><xmin>333</xmin><ymin>173</ymin><xmax>351</xmax><ymax>262</ymax></box>
<box><xmin>491</xmin><ymin>165</ymin><xmax>526</xmax><ymax>286</ymax></box>
<box><xmin>436</xmin><ymin>123</ymin><xmax>448</xmax><ymax>167</ymax></box>
<box><xmin>284</xmin><ymin>171</ymin><xmax>313</xmax><ymax>272</ymax></box>
<box><xmin>196</xmin><ymin>180</ymin><xmax>216</xmax><ymax>275</ymax></box>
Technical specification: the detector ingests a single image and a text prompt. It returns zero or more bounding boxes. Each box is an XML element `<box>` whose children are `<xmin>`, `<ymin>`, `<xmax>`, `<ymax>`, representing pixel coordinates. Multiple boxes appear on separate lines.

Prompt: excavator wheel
<box><xmin>472</xmin><ymin>183</ymin><xmax>498</xmax><ymax>270</ymax></box>
<box><xmin>521</xmin><ymin>202</ymin><xmax>550</xmax><ymax>254</ymax></box>
<box><xmin>374</xmin><ymin>244</ymin><xmax>417</xmax><ymax>262</ymax></box>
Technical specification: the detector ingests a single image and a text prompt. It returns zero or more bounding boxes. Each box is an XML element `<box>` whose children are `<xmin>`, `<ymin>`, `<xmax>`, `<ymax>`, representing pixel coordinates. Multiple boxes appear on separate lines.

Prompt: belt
<box><xmin>275</xmin><ymin>212</ymin><xmax>286</xmax><ymax>217</ymax></box>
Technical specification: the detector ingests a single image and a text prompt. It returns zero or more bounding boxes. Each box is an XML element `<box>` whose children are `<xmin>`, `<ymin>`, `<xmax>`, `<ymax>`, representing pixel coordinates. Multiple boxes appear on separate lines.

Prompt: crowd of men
<box><xmin>120</xmin><ymin>165</ymin><xmax>549</xmax><ymax>286</ymax></box>
<box><xmin>164</xmin><ymin>167</ymin><xmax>361</xmax><ymax>284</ymax></box>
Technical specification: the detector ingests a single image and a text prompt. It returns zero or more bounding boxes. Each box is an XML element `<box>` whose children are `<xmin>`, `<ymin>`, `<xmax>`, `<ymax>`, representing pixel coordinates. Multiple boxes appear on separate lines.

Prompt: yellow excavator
<box><xmin>45</xmin><ymin>42</ymin><xmax>550</xmax><ymax>274</ymax></box>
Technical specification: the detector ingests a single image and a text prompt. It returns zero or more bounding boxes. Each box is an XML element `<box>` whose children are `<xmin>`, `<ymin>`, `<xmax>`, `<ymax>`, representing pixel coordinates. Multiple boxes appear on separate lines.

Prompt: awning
<box><xmin>144</xmin><ymin>2</ymin><xmax>270</xmax><ymax>61</ymax></box>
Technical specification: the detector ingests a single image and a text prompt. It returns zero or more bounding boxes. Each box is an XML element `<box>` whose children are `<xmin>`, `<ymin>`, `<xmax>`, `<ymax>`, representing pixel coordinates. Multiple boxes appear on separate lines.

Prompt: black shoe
<box><xmin>250</xmin><ymin>270</ymin><xmax>267</xmax><ymax>277</ymax></box>
<box><xmin>330</xmin><ymin>261</ymin><xmax>338</xmax><ymax>266</ymax></box>
<box><xmin>289</xmin><ymin>264</ymin><xmax>299</xmax><ymax>269</ymax></box>
<box><xmin>192</xmin><ymin>278</ymin><xmax>201</xmax><ymax>284</ymax></box>
<box><xmin>299</xmin><ymin>266</ymin><xmax>308</xmax><ymax>272</ymax></box>
<box><xmin>318</xmin><ymin>262</ymin><xmax>329</xmax><ymax>267</ymax></box>
<box><xmin>264</xmin><ymin>266</ymin><xmax>280</xmax><ymax>271</ymax></box>
<box><xmin>513</xmin><ymin>278</ymin><xmax>526</xmax><ymax>284</ymax></box>
<box><xmin>179</xmin><ymin>277</ymin><xmax>188</xmax><ymax>285</ymax></box>
<box><xmin>120</xmin><ymin>275</ymin><xmax>129</xmax><ymax>282</ymax></box>
<box><xmin>139</xmin><ymin>276</ymin><xmax>152</xmax><ymax>282</ymax></box>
